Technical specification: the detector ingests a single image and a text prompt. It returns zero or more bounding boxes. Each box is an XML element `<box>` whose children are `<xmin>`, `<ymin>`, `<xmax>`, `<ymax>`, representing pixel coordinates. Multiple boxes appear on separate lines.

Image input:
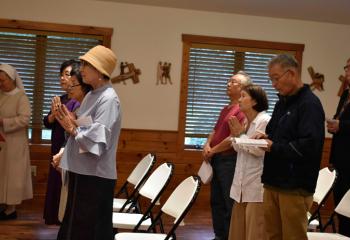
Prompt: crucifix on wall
<box><xmin>111</xmin><ymin>62</ymin><xmax>141</xmax><ymax>85</ymax></box>
<box><xmin>308</xmin><ymin>66</ymin><xmax>325</xmax><ymax>91</ymax></box>
<box><xmin>157</xmin><ymin>61</ymin><xmax>172</xmax><ymax>85</ymax></box>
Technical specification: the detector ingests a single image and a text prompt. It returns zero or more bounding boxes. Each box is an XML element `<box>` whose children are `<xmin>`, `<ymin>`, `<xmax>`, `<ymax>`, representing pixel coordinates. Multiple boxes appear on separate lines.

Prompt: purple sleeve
<box><xmin>43</xmin><ymin>111</ymin><xmax>54</xmax><ymax>129</ymax></box>
<box><xmin>65</xmin><ymin>99</ymin><xmax>80</xmax><ymax>112</ymax></box>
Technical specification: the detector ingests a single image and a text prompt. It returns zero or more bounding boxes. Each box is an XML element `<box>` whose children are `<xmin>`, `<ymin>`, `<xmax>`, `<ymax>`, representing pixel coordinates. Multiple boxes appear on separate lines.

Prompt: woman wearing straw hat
<box><xmin>0</xmin><ymin>64</ymin><xmax>32</xmax><ymax>220</ymax></box>
<box><xmin>54</xmin><ymin>45</ymin><xmax>121</xmax><ymax>240</ymax></box>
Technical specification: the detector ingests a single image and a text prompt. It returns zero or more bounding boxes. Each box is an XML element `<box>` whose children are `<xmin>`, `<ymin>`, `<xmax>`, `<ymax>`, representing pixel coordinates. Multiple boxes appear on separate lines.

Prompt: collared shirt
<box><xmin>60</xmin><ymin>84</ymin><xmax>122</xmax><ymax>180</ymax></box>
<box><xmin>230</xmin><ymin>111</ymin><xmax>271</xmax><ymax>203</ymax></box>
<box><xmin>211</xmin><ymin>104</ymin><xmax>245</xmax><ymax>147</ymax></box>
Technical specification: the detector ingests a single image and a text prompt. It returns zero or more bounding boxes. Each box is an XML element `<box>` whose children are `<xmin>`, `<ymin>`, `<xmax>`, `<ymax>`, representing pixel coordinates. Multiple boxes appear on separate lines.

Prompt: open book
<box><xmin>234</xmin><ymin>138</ymin><xmax>267</xmax><ymax>147</ymax></box>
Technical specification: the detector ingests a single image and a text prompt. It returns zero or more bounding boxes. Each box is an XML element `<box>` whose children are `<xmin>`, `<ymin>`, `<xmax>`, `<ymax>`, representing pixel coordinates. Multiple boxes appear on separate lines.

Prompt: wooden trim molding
<box><xmin>0</xmin><ymin>18</ymin><xmax>113</xmax><ymax>47</ymax></box>
<box><xmin>182</xmin><ymin>34</ymin><xmax>305</xmax><ymax>52</ymax></box>
<box><xmin>177</xmin><ymin>41</ymin><xmax>191</xmax><ymax>156</ymax></box>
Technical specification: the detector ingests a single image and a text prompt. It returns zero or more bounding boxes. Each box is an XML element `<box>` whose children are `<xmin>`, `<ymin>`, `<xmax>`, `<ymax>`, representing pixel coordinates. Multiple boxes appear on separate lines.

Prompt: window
<box><xmin>179</xmin><ymin>34</ymin><xmax>304</xmax><ymax>149</ymax></box>
<box><xmin>0</xmin><ymin>19</ymin><xmax>112</xmax><ymax>143</ymax></box>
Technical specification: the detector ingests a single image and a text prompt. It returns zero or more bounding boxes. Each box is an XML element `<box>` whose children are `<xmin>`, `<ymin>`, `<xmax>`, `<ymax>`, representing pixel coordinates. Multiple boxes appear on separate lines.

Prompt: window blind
<box><xmin>243</xmin><ymin>52</ymin><xmax>279</xmax><ymax>115</ymax></box>
<box><xmin>185</xmin><ymin>45</ymin><xmax>281</xmax><ymax>147</ymax></box>
<box><xmin>43</xmin><ymin>36</ymin><xmax>101</xmax><ymax>123</ymax></box>
<box><xmin>186</xmin><ymin>47</ymin><xmax>234</xmax><ymax>142</ymax></box>
<box><xmin>0</xmin><ymin>32</ymin><xmax>37</xmax><ymax>127</ymax></box>
<box><xmin>0</xmin><ymin>29</ymin><xmax>101</xmax><ymax>140</ymax></box>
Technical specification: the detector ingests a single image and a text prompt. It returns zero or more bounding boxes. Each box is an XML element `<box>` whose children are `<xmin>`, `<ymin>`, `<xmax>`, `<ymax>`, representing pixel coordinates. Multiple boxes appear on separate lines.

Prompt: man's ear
<box><xmin>291</xmin><ymin>68</ymin><xmax>299</xmax><ymax>78</ymax></box>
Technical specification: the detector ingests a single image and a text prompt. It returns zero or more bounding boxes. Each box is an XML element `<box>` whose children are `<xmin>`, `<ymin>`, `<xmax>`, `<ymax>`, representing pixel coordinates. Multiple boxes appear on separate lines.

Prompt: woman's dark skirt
<box><xmin>43</xmin><ymin>164</ymin><xmax>62</xmax><ymax>225</ymax></box>
<box><xmin>57</xmin><ymin>171</ymin><xmax>115</xmax><ymax>240</ymax></box>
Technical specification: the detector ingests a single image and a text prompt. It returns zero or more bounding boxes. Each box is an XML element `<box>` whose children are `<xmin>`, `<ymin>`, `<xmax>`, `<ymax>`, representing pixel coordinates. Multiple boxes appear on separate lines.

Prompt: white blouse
<box><xmin>230</xmin><ymin>111</ymin><xmax>271</xmax><ymax>203</ymax></box>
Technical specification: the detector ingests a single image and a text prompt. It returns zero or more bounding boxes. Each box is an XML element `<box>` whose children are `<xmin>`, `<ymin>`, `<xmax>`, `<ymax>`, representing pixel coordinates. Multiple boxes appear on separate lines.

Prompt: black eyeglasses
<box><xmin>344</xmin><ymin>65</ymin><xmax>350</xmax><ymax>71</ymax></box>
<box><xmin>270</xmin><ymin>69</ymin><xmax>290</xmax><ymax>83</ymax></box>
<box><xmin>69</xmin><ymin>83</ymin><xmax>81</xmax><ymax>89</ymax></box>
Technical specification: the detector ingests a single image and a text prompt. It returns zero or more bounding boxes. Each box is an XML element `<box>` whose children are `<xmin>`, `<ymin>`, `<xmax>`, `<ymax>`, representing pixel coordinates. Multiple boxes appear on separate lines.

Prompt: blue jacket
<box><xmin>262</xmin><ymin>85</ymin><xmax>325</xmax><ymax>193</ymax></box>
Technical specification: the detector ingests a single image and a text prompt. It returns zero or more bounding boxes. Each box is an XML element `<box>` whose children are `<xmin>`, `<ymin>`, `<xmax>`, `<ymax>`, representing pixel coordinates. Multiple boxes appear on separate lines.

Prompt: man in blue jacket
<box><xmin>259</xmin><ymin>54</ymin><xmax>325</xmax><ymax>240</ymax></box>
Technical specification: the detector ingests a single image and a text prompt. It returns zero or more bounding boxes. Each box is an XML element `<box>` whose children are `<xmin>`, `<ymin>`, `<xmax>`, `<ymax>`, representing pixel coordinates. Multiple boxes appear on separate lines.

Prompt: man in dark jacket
<box><xmin>327</xmin><ymin>57</ymin><xmax>350</xmax><ymax>237</ymax></box>
<box><xmin>259</xmin><ymin>54</ymin><xmax>325</xmax><ymax>240</ymax></box>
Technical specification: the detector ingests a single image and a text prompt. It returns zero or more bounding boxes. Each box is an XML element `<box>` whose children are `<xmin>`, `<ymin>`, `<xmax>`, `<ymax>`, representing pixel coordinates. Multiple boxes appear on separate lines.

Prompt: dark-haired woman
<box><xmin>228</xmin><ymin>84</ymin><xmax>270</xmax><ymax>240</ymax></box>
<box><xmin>43</xmin><ymin>60</ymin><xmax>80</xmax><ymax>225</ymax></box>
<box><xmin>51</xmin><ymin>63</ymin><xmax>92</xmax><ymax>222</ymax></box>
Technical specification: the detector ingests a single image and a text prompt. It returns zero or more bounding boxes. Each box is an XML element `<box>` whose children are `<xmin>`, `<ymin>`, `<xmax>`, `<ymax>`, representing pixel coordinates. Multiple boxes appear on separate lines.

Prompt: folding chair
<box><xmin>308</xmin><ymin>167</ymin><xmax>337</xmax><ymax>231</ymax></box>
<box><xmin>114</xmin><ymin>175</ymin><xmax>201</xmax><ymax>240</ymax></box>
<box><xmin>113</xmin><ymin>162</ymin><xmax>174</xmax><ymax>231</ymax></box>
<box><xmin>307</xmin><ymin>188</ymin><xmax>350</xmax><ymax>239</ymax></box>
<box><xmin>113</xmin><ymin>153</ymin><xmax>156</xmax><ymax>212</ymax></box>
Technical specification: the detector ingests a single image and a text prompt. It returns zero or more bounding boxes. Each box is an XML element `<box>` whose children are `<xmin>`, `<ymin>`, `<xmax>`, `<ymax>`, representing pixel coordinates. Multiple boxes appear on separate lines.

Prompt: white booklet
<box><xmin>234</xmin><ymin>138</ymin><xmax>268</xmax><ymax>147</ymax></box>
<box><xmin>198</xmin><ymin>161</ymin><xmax>213</xmax><ymax>184</ymax></box>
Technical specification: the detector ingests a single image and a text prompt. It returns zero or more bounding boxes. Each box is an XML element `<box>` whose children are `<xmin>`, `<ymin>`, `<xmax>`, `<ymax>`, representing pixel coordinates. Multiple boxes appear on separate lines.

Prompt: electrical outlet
<box><xmin>31</xmin><ymin>165</ymin><xmax>37</xmax><ymax>177</ymax></box>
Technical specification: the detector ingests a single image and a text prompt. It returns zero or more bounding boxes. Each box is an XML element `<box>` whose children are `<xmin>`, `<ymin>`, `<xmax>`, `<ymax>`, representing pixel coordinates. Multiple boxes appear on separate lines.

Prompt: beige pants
<box><xmin>263</xmin><ymin>187</ymin><xmax>313</xmax><ymax>240</ymax></box>
<box><xmin>228</xmin><ymin>201</ymin><xmax>266</xmax><ymax>240</ymax></box>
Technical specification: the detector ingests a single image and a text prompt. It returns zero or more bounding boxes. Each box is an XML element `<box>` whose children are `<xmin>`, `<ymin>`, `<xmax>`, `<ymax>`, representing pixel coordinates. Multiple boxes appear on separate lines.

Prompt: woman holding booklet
<box><xmin>227</xmin><ymin>84</ymin><xmax>270</xmax><ymax>240</ymax></box>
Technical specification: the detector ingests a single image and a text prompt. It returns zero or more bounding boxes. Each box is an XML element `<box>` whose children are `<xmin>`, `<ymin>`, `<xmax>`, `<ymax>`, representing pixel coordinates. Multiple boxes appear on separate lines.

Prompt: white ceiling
<box><xmin>99</xmin><ymin>0</ymin><xmax>350</xmax><ymax>25</ymax></box>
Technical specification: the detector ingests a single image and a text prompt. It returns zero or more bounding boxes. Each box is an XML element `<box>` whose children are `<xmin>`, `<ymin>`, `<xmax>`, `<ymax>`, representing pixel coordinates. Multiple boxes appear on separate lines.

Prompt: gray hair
<box><xmin>236</xmin><ymin>70</ymin><xmax>251</xmax><ymax>86</ymax></box>
<box><xmin>268</xmin><ymin>54</ymin><xmax>300</xmax><ymax>70</ymax></box>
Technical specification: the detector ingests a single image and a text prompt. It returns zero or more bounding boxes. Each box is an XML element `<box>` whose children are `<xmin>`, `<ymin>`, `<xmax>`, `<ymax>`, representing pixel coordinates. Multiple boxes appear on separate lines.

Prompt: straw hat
<box><xmin>79</xmin><ymin>45</ymin><xmax>117</xmax><ymax>78</ymax></box>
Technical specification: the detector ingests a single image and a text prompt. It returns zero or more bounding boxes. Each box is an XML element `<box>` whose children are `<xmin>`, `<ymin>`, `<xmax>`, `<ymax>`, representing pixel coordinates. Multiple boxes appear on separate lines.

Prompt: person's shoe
<box><xmin>0</xmin><ymin>211</ymin><xmax>17</xmax><ymax>220</ymax></box>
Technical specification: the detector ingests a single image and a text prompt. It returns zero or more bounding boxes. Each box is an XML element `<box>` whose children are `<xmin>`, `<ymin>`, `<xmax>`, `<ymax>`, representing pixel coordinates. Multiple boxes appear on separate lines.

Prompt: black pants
<box><xmin>210</xmin><ymin>154</ymin><xmax>236</xmax><ymax>240</ymax></box>
<box><xmin>333</xmin><ymin>168</ymin><xmax>350</xmax><ymax>237</ymax></box>
<box><xmin>57</xmin><ymin>172</ymin><xmax>116</xmax><ymax>240</ymax></box>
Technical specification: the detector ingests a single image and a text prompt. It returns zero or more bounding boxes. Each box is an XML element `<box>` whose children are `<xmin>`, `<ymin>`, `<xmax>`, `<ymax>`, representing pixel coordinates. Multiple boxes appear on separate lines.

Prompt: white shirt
<box><xmin>230</xmin><ymin>111</ymin><xmax>271</xmax><ymax>203</ymax></box>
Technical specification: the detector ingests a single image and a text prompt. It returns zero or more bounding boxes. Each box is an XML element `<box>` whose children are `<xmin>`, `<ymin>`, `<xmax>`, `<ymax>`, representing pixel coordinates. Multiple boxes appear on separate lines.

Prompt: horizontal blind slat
<box><xmin>185</xmin><ymin>47</ymin><xmax>284</xmax><ymax>146</ymax></box>
<box><xmin>0</xmin><ymin>29</ymin><xmax>102</xmax><ymax>134</ymax></box>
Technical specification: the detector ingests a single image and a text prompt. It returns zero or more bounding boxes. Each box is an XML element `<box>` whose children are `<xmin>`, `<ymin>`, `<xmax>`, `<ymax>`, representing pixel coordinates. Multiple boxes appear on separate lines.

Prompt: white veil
<box><xmin>0</xmin><ymin>64</ymin><xmax>25</xmax><ymax>91</ymax></box>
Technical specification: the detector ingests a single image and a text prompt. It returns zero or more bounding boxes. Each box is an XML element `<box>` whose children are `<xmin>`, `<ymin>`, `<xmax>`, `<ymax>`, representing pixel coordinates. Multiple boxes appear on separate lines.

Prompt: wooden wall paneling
<box><xmin>115</xmin><ymin>129</ymin><xmax>178</xmax><ymax>197</ymax></box>
<box><xmin>30</xmin><ymin>130</ymin><xmax>333</xmax><ymax>214</ymax></box>
<box><xmin>30</xmin><ymin>144</ymin><xmax>51</xmax><ymax>197</ymax></box>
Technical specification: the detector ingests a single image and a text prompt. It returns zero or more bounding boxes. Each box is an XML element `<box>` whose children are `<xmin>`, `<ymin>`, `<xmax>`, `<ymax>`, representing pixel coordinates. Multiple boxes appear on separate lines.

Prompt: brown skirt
<box><xmin>57</xmin><ymin>171</ymin><xmax>115</xmax><ymax>240</ymax></box>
